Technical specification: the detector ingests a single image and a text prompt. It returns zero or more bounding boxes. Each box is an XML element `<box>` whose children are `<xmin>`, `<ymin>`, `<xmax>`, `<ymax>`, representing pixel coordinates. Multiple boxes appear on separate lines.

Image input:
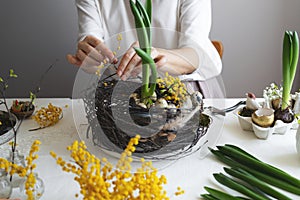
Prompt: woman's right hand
<box><xmin>66</xmin><ymin>35</ymin><xmax>117</xmax><ymax>73</ymax></box>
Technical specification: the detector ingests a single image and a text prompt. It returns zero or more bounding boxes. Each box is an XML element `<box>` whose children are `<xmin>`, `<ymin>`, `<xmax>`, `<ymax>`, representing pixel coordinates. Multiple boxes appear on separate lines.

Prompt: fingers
<box><xmin>85</xmin><ymin>35</ymin><xmax>117</xmax><ymax>63</ymax></box>
<box><xmin>95</xmin><ymin>42</ymin><xmax>117</xmax><ymax>63</ymax></box>
<box><xmin>117</xmin><ymin>42</ymin><xmax>168</xmax><ymax>80</ymax></box>
<box><xmin>66</xmin><ymin>54</ymin><xmax>82</xmax><ymax>66</ymax></box>
<box><xmin>66</xmin><ymin>35</ymin><xmax>118</xmax><ymax>72</ymax></box>
<box><xmin>120</xmin><ymin>53</ymin><xmax>142</xmax><ymax>80</ymax></box>
<box><xmin>78</xmin><ymin>40</ymin><xmax>105</xmax><ymax>62</ymax></box>
<box><xmin>81</xmin><ymin>36</ymin><xmax>117</xmax><ymax>64</ymax></box>
<box><xmin>117</xmin><ymin>42</ymin><xmax>140</xmax><ymax>80</ymax></box>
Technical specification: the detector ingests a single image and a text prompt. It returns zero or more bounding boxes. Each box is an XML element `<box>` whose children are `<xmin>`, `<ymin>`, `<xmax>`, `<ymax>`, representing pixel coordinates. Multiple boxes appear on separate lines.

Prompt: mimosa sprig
<box><xmin>129</xmin><ymin>0</ymin><xmax>157</xmax><ymax>101</ymax></box>
<box><xmin>282</xmin><ymin>31</ymin><xmax>299</xmax><ymax>110</ymax></box>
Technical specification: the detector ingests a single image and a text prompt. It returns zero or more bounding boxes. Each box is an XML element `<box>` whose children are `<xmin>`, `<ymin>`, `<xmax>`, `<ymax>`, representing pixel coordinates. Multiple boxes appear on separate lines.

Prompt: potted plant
<box><xmin>88</xmin><ymin>0</ymin><xmax>211</xmax><ymax>156</ymax></box>
<box><xmin>10</xmin><ymin>94</ymin><xmax>36</xmax><ymax>119</ymax></box>
<box><xmin>236</xmin><ymin>31</ymin><xmax>299</xmax><ymax>139</ymax></box>
<box><xmin>274</xmin><ymin>31</ymin><xmax>299</xmax><ymax>123</ymax></box>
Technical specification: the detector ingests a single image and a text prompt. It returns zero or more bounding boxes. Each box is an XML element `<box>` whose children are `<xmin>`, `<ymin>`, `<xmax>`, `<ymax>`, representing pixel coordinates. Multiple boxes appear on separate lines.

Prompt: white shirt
<box><xmin>75</xmin><ymin>0</ymin><xmax>222</xmax><ymax>84</ymax></box>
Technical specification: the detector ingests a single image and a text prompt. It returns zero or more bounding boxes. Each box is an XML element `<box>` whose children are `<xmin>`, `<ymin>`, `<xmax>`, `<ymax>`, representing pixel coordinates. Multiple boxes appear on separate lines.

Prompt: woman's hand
<box><xmin>66</xmin><ymin>35</ymin><xmax>117</xmax><ymax>73</ymax></box>
<box><xmin>117</xmin><ymin>41</ymin><xmax>166</xmax><ymax>80</ymax></box>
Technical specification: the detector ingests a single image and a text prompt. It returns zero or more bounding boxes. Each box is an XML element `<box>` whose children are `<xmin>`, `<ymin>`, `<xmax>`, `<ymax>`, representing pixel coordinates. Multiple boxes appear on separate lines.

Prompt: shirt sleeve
<box><xmin>178</xmin><ymin>0</ymin><xmax>222</xmax><ymax>81</ymax></box>
<box><xmin>75</xmin><ymin>0</ymin><xmax>104</xmax><ymax>42</ymax></box>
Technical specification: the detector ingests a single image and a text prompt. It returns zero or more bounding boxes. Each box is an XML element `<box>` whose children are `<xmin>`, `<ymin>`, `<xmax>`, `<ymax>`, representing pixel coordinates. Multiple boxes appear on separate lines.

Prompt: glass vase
<box><xmin>7</xmin><ymin>149</ymin><xmax>26</xmax><ymax>188</ymax></box>
<box><xmin>296</xmin><ymin>125</ymin><xmax>300</xmax><ymax>158</ymax></box>
<box><xmin>0</xmin><ymin>169</ymin><xmax>12</xmax><ymax>199</ymax></box>
<box><xmin>19</xmin><ymin>173</ymin><xmax>45</xmax><ymax>200</ymax></box>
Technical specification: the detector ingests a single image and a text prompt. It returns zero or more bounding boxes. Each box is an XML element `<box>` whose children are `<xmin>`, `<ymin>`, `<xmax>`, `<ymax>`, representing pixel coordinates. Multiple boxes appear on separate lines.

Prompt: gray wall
<box><xmin>0</xmin><ymin>0</ymin><xmax>78</xmax><ymax>98</ymax></box>
<box><xmin>0</xmin><ymin>0</ymin><xmax>299</xmax><ymax>98</ymax></box>
<box><xmin>211</xmin><ymin>0</ymin><xmax>300</xmax><ymax>97</ymax></box>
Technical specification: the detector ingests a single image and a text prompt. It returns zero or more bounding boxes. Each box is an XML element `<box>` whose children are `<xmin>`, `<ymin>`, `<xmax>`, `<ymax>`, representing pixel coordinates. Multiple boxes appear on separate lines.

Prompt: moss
<box><xmin>239</xmin><ymin>107</ymin><xmax>255</xmax><ymax>117</ymax></box>
<box><xmin>199</xmin><ymin>113</ymin><xmax>210</xmax><ymax>127</ymax></box>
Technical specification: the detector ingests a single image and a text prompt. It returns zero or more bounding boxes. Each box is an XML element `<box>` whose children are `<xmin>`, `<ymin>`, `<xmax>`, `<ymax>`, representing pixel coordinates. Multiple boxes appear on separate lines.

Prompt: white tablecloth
<box><xmin>1</xmin><ymin>98</ymin><xmax>299</xmax><ymax>200</ymax></box>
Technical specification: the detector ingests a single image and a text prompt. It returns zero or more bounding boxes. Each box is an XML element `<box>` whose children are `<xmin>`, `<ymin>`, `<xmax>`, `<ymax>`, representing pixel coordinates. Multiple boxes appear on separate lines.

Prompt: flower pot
<box><xmin>10</xmin><ymin>100</ymin><xmax>35</xmax><ymax>119</ymax></box>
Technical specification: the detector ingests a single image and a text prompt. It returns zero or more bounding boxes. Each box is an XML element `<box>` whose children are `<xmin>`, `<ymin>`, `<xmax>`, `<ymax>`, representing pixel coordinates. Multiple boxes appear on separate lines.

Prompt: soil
<box><xmin>239</xmin><ymin>107</ymin><xmax>255</xmax><ymax>117</ymax></box>
<box><xmin>10</xmin><ymin>101</ymin><xmax>35</xmax><ymax>119</ymax></box>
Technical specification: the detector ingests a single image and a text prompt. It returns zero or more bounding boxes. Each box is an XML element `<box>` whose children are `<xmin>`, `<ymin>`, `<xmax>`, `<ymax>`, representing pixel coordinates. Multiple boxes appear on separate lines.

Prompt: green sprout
<box><xmin>29</xmin><ymin>91</ymin><xmax>36</xmax><ymax>105</ymax></box>
<box><xmin>282</xmin><ymin>31</ymin><xmax>299</xmax><ymax>110</ymax></box>
<box><xmin>0</xmin><ymin>69</ymin><xmax>18</xmax><ymax>93</ymax></box>
<box><xmin>9</xmin><ymin>69</ymin><xmax>18</xmax><ymax>78</ymax></box>
<box><xmin>129</xmin><ymin>0</ymin><xmax>157</xmax><ymax>101</ymax></box>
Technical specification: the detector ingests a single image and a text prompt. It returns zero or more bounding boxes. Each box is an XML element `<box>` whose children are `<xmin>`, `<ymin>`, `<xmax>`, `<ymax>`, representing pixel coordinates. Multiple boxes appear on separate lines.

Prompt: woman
<box><xmin>67</xmin><ymin>0</ymin><xmax>224</xmax><ymax>98</ymax></box>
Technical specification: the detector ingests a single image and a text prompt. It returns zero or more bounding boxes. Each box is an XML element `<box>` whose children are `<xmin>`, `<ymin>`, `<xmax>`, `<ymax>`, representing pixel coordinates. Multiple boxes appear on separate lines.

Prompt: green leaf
<box><xmin>145</xmin><ymin>0</ymin><xmax>152</xmax><ymax>23</ymax></box>
<box><xmin>29</xmin><ymin>91</ymin><xmax>36</xmax><ymax>102</ymax></box>
<box><xmin>9</xmin><ymin>69</ymin><xmax>18</xmax><ymax>78</ymax></box>
<box><xmin>135</xmin><ymin>0</ymin><xmax>152</xmax><ymax>47</ymax></box>
<box><xmin>289</xmin><ymin>31</ymin><xmax>299</xmax><ymax>92</ymax></box>
<box><xmin>203</xmin><ymin>187</ymin><xmax>242</xmax><ymax>200</ymax></box>
<box><xmin>0</xmin><ymin>77</ymin><xmax>3</xmax><ymax>82</ymax></box>
<box><xmin>282</xmin><ymin>31</ymin><xmax>292</xmax><ymax>110</ymax></box>
<box><xmin>129</xmin><ymin>0</ymin><xmax>150</xmax><ymax>53</ymax></box>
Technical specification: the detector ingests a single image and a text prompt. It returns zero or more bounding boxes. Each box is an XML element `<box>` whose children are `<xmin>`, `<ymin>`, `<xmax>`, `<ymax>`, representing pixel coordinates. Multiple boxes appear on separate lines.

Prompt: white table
<box><xmin>1</xmin><ymin>98</ymin><xmax>299</xmax><ymax>200</ymax></box>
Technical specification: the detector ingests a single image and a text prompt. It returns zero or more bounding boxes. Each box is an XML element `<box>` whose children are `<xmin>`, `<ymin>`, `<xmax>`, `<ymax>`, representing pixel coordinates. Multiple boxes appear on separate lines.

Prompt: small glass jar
<box><xmin>7</xmin><ymin>149</ymin><xmax>26</xmax><ymax>188</ymax></box>
<box><xmin>19</xmin><ymin>173</ymin><xmax>45</xmax><ymax>200</ymax></box>
<box><xmin>0</xmin><ymin>169</ymin><xmax>12</xmax><ymax>199</ymax></box>
<box><xmin>293</xmin><ymin>92</ymin><xmax>300</xmax><ymax>115</ymax></box>
<box><xmin>297</xmin><ymin>126</ymin><xmax>300</xmax><ymax>158</ymax></box>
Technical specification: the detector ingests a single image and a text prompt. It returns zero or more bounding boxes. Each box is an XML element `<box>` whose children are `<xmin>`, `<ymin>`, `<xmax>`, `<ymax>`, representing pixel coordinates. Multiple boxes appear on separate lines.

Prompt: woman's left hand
<box><xmin>117</xmin><ymin>41</ymin><xmax>166</xmax><ymax>80</ymax></box>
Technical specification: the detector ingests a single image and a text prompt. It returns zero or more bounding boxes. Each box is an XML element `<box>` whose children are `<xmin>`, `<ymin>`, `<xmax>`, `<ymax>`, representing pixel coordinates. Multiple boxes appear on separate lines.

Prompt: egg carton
<box><xmin>235</xmin><ymin>108</ymin><xmax>297</xmax><ymax>139</ymax></box>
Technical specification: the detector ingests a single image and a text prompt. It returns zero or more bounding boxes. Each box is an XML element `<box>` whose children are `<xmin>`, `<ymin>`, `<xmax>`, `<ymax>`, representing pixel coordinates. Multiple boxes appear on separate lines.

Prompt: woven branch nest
<box><xmin>85</xmin><ymin>74</ymin><xmax>212</xmax><ymax>155</ymax></box>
